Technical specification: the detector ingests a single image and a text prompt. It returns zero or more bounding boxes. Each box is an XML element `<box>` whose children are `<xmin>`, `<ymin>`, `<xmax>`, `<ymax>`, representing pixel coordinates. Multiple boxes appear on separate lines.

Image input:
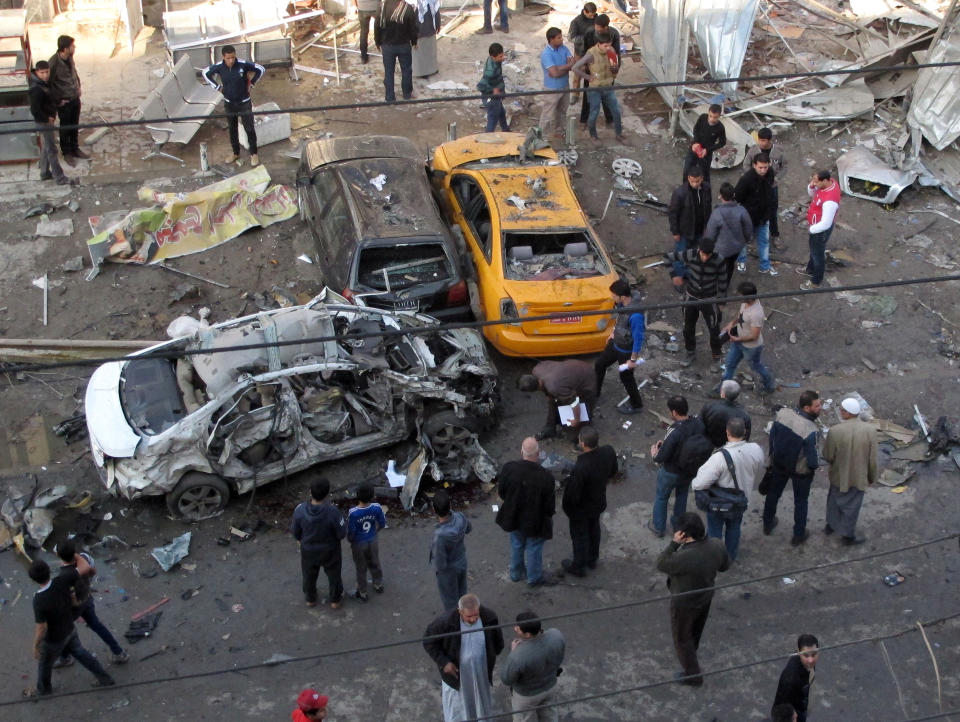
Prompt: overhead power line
<box><xmin>465</xmin><ymin>611</ymin><xmax>960</xmax><ymax>721</ymax></box>
<box><xmin>1</xmin><ymin>532</ymin><xmax>955</xmax><ymax>707</ymax></box>
<box><xmin>5</xmin><ymin>272</ymin><xmax>960</xmax><ymax>373</ymax></box>
<box><xmin>0</xmin><ymin>60</ymin><xmax>957</xmax><ymax>135</ymax></box>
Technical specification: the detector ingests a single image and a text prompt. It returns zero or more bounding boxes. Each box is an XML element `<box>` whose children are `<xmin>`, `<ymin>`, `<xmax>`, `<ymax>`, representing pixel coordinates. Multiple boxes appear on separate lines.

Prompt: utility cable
<box><xmin>1</xmin><ymin>532</ymin><xmax>955</xmax><ymax>707</ymax></box>
<box><xmin>463</xmin><ymin>611</ymin><xmax>960</xmax><ymax>721</ymax></box>
<box><xmin>0</xmin><ymin>59</ymin><xmax>957</xmax><ymax>135</ymax></box>
<box><xmin>6</xmin><ymin>272</ymin><xmax>960</xmax><ymax>373</ymax></box>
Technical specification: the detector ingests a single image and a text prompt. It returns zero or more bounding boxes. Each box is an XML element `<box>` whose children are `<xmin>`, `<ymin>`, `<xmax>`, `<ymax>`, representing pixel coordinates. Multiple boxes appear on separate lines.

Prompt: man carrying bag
<box><xmin>691</xmin><ymin>417</ymin><xmax>765</xmax><ymax>561</ymax></box>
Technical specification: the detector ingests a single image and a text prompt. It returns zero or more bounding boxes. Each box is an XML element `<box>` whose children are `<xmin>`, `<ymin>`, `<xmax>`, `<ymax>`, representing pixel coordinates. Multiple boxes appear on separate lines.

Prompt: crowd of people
<box><xmin>22</xmin><ymin>7</ymin><xmax>873</xmax><ymax>721</ymax></box>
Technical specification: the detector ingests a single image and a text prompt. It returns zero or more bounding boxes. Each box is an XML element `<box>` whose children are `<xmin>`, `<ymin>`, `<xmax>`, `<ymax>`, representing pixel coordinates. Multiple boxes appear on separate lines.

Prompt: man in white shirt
<box><xmin>691</xmin><ymin>417</ymin><xmax>765</xmax><ymax>561</ymax></box>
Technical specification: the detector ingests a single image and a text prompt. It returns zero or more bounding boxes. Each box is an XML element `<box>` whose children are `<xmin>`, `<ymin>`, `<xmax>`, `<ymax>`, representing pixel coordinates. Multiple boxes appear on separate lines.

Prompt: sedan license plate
<box><xmin>393</xmin><ymin>299</ymin><xmax>419</xmax><ymax>312</ymax></box>
<box><xmin>550</xmin><ymin>314</ymin><xmax>582</xmax><ymax>324</ymax></box>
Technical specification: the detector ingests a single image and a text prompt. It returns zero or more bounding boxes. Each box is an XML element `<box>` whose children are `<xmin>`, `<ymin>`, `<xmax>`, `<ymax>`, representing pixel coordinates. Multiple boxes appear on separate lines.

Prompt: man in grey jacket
<box><xmin>500</xmin><ymin>610</ymin><xmax>566</xmax><ymax>721</ymax></box>
<box><xmin>703</xmin><ymin>182</ymin><xmax>753</xmax><ymax>286</ymax></box>
<box><xmin>430</xmin><ymin>489</ymin><xmax>472</xmax><ymax>610</ymax></box>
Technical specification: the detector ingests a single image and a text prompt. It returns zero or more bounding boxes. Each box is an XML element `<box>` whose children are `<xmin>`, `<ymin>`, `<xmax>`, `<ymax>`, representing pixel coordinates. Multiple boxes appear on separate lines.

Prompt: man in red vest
<box><xmin>799</xmin><ymin>170</ymin><xmax>840</xmax><ymax>290</ymax></box>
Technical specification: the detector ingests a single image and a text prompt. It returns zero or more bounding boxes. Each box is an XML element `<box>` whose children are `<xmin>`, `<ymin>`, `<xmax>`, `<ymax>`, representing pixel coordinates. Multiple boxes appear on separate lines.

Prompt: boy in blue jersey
<box><xmin>347</xmin><ymin>483</ymin><xmax>387</xmax><ymax>601</ymax></box>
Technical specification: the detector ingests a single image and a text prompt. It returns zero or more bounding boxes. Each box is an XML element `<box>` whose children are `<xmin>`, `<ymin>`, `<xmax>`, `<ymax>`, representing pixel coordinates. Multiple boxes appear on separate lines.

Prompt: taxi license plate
<box><xmin>550</xmin><ymin>314</ymin><xmax>582</xmax><ymax>324</ymax></box>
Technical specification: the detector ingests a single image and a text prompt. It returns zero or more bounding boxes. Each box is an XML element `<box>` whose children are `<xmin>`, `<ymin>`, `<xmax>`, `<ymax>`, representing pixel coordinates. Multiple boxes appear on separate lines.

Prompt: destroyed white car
<box><xmin>84</xmin><ymin>291</ymin><xmax>499</xmax><ymax>520</ymax></box>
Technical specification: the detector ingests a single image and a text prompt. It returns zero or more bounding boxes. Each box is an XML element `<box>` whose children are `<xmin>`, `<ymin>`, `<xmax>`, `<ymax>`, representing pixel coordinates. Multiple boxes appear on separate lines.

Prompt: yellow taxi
<box><xmin>431</xmin><ymin>133</ymin><xmax>618</xmax><ymax>357</ymax></box>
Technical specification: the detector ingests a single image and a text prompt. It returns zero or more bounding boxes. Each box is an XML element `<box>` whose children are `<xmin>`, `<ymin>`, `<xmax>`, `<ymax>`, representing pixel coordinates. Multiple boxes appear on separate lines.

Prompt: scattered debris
<box><xmin>151</xmin><ymin>532</ymin><xmax>192</xmax><ymax>572</ymax></box>
<box><xmin>61</xmin><ymin>256</ymin><xmax>85</xmax><ymax>272</ymax></box>
<box><xmin>506</xmin><ymin>195</ymin><xmax>526</xmax><ymax>211</ymax></box>
<box><xmin>132</xmin><ymin>597</ymin><xmax>170</xmax><ymax>621</ymax></box>
<box><xmin>883</xmin><ymin>572</ymin><xmax>906</xmax><ymax>587</ymax></box>
<box><xmin>125</xmin><ymin>612</ymin><xmax>161</xmax><ymax>642</ymax></box>
<box><xmin>36</xmin><ymin>218</ymin><xmax>74</xmax><ymax>237</ymax></box>
<box><xmin>369</xmin><ymin>173</ymin><xmax>387</xmax><ymax>191</ymax></box>
<box><xmin>24</xmin><ymin>203</ymin><xmax>55</xmax><ymax>219</ymax></box>
<box><xmin>426</xmin><ymin>80</ymin><xmax>469</xmax><ymax>91</ymax></box>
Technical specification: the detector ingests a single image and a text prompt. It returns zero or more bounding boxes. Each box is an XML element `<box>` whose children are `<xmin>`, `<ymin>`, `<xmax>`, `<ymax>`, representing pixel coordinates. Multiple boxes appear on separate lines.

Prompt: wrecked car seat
<box><xmin>344</xmin><ymin>318</ymin><xmax>386</xmax><ymax>357</ymax></box>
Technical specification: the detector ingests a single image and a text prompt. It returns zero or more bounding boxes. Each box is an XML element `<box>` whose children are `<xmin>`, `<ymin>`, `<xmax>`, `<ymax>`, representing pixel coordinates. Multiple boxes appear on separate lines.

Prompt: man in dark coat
<box><xmin>656</xmin><ymin>512</ymin><xmax>730</xmax><ymax>686</ymax></box>
<box><xmin>700</xmin><ymin>379</ymin><xmax>751</xmax><ymax>448</ymax></box>
<box><xmin>772</xmin><ymin>634</ymin><xmax>819</xmax><ymax>722</ymax></box>
<box><xmin>561</xmin><ymin>426</ymin><xmax>618</xmax><ymax>577</ymax></box>
<box><xmin>667</xmin><ymin>167</ymin><xmax>711</xmax><ymax>282</ymax></box>
<box><xmin>734</xmin><ymin>152</ymin><xmax>778</xmax><ymax>275</ymax></box>
<box><xmin>664</xmin><ymin>237</ymin><xmax>729</xmax><ymax>368</ymax></box>
<box><xmin>423</xmin><ymin>593</ymin><xmax>505</xmax><ymax>722</ymax></box>
<box><xmin>681</xmin><ymin>103</ymin><xmax>726</xmax><ymax>183</ymax></box>
<box><xmin>28</xmin><ymin>61</ymin><xmax>74</xmax><ymax>185</ymax></box>
<box><xmin>496</xmin><ymin>437</ymin><xmax>557</xmax><ymax>587</ymax></box>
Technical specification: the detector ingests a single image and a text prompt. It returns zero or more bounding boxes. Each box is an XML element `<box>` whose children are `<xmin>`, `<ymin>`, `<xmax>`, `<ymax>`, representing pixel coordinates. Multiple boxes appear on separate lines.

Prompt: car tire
<box><xmin>422</xmin><ymin>410</ymin><xmax>482</xmax><ymax>457</ymax></box>
<box><xmin>166</xmin><ymin>472</ymin><xmax>231</xmax><ymax>521</ymax></box>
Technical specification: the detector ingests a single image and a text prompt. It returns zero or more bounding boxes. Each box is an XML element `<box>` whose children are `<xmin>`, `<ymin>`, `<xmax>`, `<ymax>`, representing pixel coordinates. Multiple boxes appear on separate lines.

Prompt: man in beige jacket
<box><xmin>822</xmin><ymin>397</ymin><xmax>877</xmax><ymax>546</ymax></box>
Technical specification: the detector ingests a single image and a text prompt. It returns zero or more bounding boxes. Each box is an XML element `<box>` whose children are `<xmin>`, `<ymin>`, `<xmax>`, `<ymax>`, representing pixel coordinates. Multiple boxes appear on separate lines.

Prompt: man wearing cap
<box><xmin>822</xmin><ymin>398</ymin><xmax>877</xmax><ymax>545</ymax></box>
<box><xmin>518</xmin><ymin>359</ymin><xmax>596</xmax><ymax>441</ymax></box>
<box><xmin>293</xmin><ymin>689</ymin><xmax>328</xmax><ymax>721</ymax></box>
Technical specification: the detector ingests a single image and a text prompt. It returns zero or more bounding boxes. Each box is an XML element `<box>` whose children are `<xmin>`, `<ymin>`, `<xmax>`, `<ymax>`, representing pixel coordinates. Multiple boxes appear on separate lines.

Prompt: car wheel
<box><xmin>166</xmin><ymin>472</ymin><xmax>231</xmax><ymax>521</ymax></box>
<box><xmin>423</xmin><ymin>410</ymin><xmax>482</xmax><ymax>457</ymax></box>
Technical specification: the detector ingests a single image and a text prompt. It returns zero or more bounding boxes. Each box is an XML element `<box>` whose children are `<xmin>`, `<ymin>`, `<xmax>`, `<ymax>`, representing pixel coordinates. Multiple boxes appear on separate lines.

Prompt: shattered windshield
<box><xmin>502</xmin><ymin>231</ymin><xmax>609</xmax><ymax>281</ymax></box>
<box><xmin>120</xmin><ymin>357</ymin><xmax>188</xmax><ymax>436</ymax></box>
<box><xmin>357</xmin><ymin>243</ymin><xmax>453</xmax><ymax>291</ymax></box>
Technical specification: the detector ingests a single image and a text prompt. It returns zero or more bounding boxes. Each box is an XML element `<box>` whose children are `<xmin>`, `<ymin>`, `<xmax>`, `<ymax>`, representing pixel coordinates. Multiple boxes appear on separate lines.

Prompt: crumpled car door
<box><xmin>205</xmin><ymin>381</ymin><xmax>302</xmax><ymax>478</ymax></box>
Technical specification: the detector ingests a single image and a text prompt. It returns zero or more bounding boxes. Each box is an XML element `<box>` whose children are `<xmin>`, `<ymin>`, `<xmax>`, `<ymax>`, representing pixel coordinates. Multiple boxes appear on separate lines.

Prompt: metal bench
<box><xmin>137</xmin><ymin>91</ymin><xmax>201</xmax><ymax>164</ymax></box>
<box><xmin>136</xmin><ymin>67</ymin><xmax>217</xmax><ymax>164</ymax></box>
<box><xmin>171</xmin><ymin>54</ymin><xmax>221</xmax><ymax>106</ymax></box>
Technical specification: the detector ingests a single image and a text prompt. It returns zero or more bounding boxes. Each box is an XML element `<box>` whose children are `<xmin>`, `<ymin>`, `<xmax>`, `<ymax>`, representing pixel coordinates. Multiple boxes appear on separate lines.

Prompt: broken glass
<box><xmin>502</xmin><ymin>231</ymin><xmax>609</xmax><ymax>281</ymax></box>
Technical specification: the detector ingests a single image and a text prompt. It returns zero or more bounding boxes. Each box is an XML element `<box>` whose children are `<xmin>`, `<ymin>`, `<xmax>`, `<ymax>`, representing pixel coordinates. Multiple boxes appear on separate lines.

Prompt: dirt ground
<box><xmin>1</xmin><ymin>5</ymin><xmax>960</xmax><ymax>721</ymax></box>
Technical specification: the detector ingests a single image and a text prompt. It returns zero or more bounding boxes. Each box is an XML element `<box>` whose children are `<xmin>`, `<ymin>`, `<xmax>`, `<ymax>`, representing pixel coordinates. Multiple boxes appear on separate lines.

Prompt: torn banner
<box><xmin>85</xmin><ymin>166</ymin><xmax>297</xmax><ymax>277</ymax></box>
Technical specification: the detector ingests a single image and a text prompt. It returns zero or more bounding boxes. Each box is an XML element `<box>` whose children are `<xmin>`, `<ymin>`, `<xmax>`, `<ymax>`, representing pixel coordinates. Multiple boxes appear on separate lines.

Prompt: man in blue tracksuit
<box><xmin>594</xmin><ymin>278</ymin><xmax>645</xmax><ymax>414</ymax></box>
<box><xmin>203</xmin><ymin>45</ymin><xmax>264</xmax><ymax>165</ymax></box>
<box><xmin>763</xmin><ymin>390</ymin><xmax>822</xmax><ymax>546</ymax></box>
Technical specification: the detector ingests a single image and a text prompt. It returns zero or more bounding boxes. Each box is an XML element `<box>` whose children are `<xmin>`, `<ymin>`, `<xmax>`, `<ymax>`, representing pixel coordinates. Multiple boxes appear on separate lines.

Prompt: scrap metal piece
<box><xmin>24</xmin><ymin>203</ymin><xmax>55</xmax><ymax>219</ymax></box>
<box><xmin>686</xmin><ymin>0</ymin><xmax>760</xmax><ymax>96</ymax></box>
<box><xmin>758</xmin><ymin>80</ymin><xmax>875</xmax><ymax>122</ymax></box>
<box><xmin>612</xmin><ymin>157</ymin><xmax>643</xmax><ymax>179</ymax></box>
<box><xmin>836</xmin><ymin>145</ymin><xmax>918</xmax><ymax>204</ymax></box>
<box><xmin>907</xmin><ymin>17</ymin><xmax>960</xmax><ymax>150</ymax></box>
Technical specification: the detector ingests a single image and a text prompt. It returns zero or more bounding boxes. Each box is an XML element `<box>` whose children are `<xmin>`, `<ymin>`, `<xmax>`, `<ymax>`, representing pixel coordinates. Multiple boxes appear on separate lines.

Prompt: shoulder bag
<box><xmin>694</xmin><ymin>449</ymin><xmax>749</xmax><ymax>519</ymax></box>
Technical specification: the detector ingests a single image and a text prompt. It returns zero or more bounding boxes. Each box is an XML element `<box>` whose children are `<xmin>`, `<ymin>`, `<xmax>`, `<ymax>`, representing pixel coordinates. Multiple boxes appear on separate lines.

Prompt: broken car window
<box><xmin>502</xmin><ymin>231</ymin><xmax>609</xmax><ymax>281</ymax></box>
<box><xmin>357</xmin><ymin>243</ymin><xmax>453</xmax><ymax>291</ymax></box>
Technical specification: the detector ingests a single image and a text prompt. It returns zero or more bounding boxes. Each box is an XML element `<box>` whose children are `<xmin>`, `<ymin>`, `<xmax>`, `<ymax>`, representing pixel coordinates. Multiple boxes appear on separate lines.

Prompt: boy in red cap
<box><xmin>294</xmin><ymin>689</ymin><xmax>328</xmax><ymax>721</ymax></box>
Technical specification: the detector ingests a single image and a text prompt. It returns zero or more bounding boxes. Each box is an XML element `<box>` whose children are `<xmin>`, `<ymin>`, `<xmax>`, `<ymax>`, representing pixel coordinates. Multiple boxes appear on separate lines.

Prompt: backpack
<box><xmin>677</xmin><ymin>429</ymin><xmax>714</xmax><ymax>478</ymax></box>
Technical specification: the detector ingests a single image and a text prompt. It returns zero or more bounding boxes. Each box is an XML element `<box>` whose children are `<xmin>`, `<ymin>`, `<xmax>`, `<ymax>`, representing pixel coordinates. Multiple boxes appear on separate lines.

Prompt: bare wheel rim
<box><xmin>178</xmin><ymin>486</ymin><xmax>225</xmax><ymax>517</ymax></box>
<box><xmin>431</xmin><ymin>424</ymin><xmax>473</xmax><ymax>456</ymax></box>
<box><xmin>612</xmin><ymin>157</ymin><xmax>643</xmax><ymax>178</ymax></box>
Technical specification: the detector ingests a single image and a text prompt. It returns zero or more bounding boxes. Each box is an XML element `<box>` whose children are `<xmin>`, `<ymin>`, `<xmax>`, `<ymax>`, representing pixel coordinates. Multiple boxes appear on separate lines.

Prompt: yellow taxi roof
<box><xmin>475</xmin><ymin>165</ymin><xmax>587</xmax><ymax>230</ymax></box>
<box><xmin>432</xmin><ymin>132</ymin><xmax>557</xmax><ymax>171</ymax></box>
